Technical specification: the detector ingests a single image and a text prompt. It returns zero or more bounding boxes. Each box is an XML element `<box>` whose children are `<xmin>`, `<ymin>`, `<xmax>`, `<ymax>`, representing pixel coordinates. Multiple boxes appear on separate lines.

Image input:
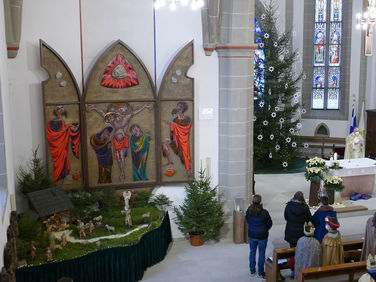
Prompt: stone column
<box><xmin>217</xmin><ymin>0</ymin><xmax>256</xmax><ymax>213</ymax></box>
<box><xmin>202</xmin><ymin>0</ymin><xmax>256</xmax><ymax>214</ymax></box>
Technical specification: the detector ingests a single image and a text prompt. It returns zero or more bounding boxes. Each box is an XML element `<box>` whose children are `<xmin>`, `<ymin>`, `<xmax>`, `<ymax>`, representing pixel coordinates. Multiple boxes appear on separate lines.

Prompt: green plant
<box><xmin>100</xmin><ymin>188</ymin><xmax>122</xmax><ymax>211</ymax></box>
<box><xmin>324</xmin><ymin>176</ymin><xmax>345</xmax><ymax>191</ymax></box>
<box><xmin>305</xmin><ymin>167</ymin><xmax>324</xmax><ymax>183</ymax></box>
<box><xmin>17</xmin><ymin>146</ymin><xmax>53</xmax><ymax>194</ymax></box>
<box><xmin>253</xmin><ymin>1</ymin><xmax>303</xmax><ymax>168</ymax></box>
<box><xmin>150</xmin><ymin>194</ymin><xmax>173</xmax><ymax>212</ymax></box>
<box><xmin>70</xmin><ymin>190</ymin><xmax>100</xmax><ymax>222</ymax></box>
<box><xmin>174</xmin><ymin>169</ymin><xmax>224</xmax><ymax>242</ymax></box>
<box><xmin>130</xmin><ymin>190</ymin><xmax>152</xmax><ymax>208</ymax></box>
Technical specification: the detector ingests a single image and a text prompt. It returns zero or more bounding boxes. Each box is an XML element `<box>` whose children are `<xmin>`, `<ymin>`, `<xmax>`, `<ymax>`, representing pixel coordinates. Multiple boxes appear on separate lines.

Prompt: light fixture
<box><xmin>357</xmin><ymin>0</ymin><xmax>376</xmax><ymax>56</ymax></box>
<box><xmin>154</xmin><ymin>0</ymin><xmax>204</xmax><ymax>11</ymax></box>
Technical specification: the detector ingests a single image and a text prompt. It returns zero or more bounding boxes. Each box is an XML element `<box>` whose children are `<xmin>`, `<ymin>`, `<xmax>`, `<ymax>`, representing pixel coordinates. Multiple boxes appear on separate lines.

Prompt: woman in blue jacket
<box><xmin>312</xmin><ymin>195</ymin><xmax>337</xmax><ymax>242</ymax></box>
<box><xmin>245</xmin><ymin>194</ymin><xmax>273</xmax><ymax>279</ymax></box>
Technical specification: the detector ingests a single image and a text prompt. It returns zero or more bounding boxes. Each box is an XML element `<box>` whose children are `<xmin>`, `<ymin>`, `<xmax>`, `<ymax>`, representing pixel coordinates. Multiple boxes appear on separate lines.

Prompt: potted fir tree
<box><xmin>174</xmin><ymin>169</ymin><xmax>224</xmax><ymax>246</ymax></box>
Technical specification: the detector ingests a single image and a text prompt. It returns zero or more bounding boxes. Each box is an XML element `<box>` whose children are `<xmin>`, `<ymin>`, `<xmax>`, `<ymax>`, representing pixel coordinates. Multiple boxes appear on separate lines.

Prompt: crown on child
<box><xmin>367</xmin><ymin>254</ymin><xmax>376</xmax><ymax>271</ymax></box>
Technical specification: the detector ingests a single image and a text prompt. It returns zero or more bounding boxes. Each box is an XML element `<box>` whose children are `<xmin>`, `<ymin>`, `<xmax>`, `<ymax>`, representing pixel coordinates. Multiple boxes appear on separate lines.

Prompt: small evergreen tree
<box><xmin>17</xmin><ymin>146</ymin><xmax>53</xmax><ymax>194</ymax></box>
<box><xmin>174</xmin><ymin>169</ymin><xmax>224</xmax><ymax>241</ymax></box>
<box><xmin>253</xmin><ymin>1</ymin><xmax>303</xmax><ymax>169</ymax></box>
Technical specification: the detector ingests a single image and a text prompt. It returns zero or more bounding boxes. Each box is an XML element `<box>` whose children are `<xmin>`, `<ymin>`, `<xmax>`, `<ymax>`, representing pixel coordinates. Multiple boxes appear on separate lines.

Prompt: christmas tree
<box><xmin>174</xmin><ymin>169</ymin><xmax>224</xmax><ymax>241</ymax></box>
<box><xmin>253</xmin><ymin>1</ymin><xmax>303</xmax><ymax>169</ymax></box>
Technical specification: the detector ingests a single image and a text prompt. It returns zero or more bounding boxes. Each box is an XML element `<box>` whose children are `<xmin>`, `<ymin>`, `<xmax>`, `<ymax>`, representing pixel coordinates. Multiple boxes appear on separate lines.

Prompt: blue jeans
<box><xmin>249</xmin><ymin>237</ymin><xmax>267</xmax><ymax>274</ymax></box>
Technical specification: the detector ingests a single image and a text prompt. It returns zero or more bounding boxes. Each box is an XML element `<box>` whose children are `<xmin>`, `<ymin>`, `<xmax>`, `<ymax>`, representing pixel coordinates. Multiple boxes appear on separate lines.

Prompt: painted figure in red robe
<box><xmin>162</xmin><ymin>102</ymin><xmax>193</xmax><ymax>177</ymax></box>
<box><xmin>46</xmin><ymin>105</ymin><xmax>80</xmax><ymax>183</ymax></box>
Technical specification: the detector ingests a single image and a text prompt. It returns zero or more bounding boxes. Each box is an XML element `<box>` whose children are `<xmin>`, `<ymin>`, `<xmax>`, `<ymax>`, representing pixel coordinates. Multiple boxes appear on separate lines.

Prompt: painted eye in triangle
<box><xmin>101</xmin><ymin>54</ymin><xmax>139</xmax><ymax>89</ymax></box>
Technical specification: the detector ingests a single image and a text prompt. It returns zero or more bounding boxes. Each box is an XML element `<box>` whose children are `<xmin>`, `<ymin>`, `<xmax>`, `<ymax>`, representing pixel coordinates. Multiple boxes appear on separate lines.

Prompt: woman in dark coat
<box><xmin>245</xmin><ymin>194</ymin><xmax>273</xmax><ymax>278</ymax></box>
<box><xmin>284</xmin><ymin>191</ymin><xmax>312</xmax><ymax>247</ymax></box>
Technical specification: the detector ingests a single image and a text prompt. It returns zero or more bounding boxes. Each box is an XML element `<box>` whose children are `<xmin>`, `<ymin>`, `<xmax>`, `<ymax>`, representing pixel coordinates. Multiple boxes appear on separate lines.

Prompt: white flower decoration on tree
<box><xmin>302</xmin><ymin>108</ymin><xmax>307</xmax><ymax>114</ymax></box>
<box><xmin>289</xmin><ymin>128</ymin><xmax>295</xmax><ymax>134</ymax></box>
<box><xmin>285</xmin><ymin>83</ymin><xmax>288</xmax><ymax>89</ymax></box>
<box><xmin>261</xmin><ymin>13</ymin><xmax>266</xmax><ymax>19</ymax></box>
<box><xmin>269</xmin><ymin>66</ymin><xmax>274</xmax><ymax>72</ymax></box>
<box><xmin>259</xmin><ymin>43</ymin><xmax>264</xmax><ymax>48</ymax></box>
<box><xmin>253</xmin><ymin>116</ymin><xmax>257</xmax><ymax>121</ymax></box>
<box><xmin>303</xmin><ymin>73</ymin><xmax>307</xmax><ymax>80</ymax></box>
<box><xmin>271</xmin><ymin>112</ymin><xmax>276</xmax><ymax>118</ymax></box>
<box><xmin>292</xmin><ymin>142</ymin><xmax>297</xmax><ymax>148</ymax></box>
<box><xmin>257</xmin><ymin>134</ymin><xmax>263</xmax><ymax>141</ymax></box>
<box><xmin>294</xmin><ymin>98</ymin><xmax>299</xmax><ymax>104</ymax></box>
<box><xmin>270</xmin><ymin>134</ymin><xmax>274</xmax><ymax>140</ymax></box>
<box><xmin>286</xmin><ymin>137</ymin><xmax>291</xmax><ymax>143</ymax></box>
<box><xmin>294</xmin><ymin>93</ymin><xmax>299</xmax><ymax>99</ymax></box>
<box><xmin>296</xmin><ymin>92</ymin><xmax>301</xmax><ymax>97</ymax></box>
<box><xmin>263</xmin><ymin>120</ymin><xmax>269</xmax><ymax>126</ymax></box>
<box><xmin>275</xmin><ymin>144</ymin><xmax>280</xmax><ymax>151</ymax></box>
<box><xmin>274</xmin><ymin>42</ymin><xmax>278</xmax><ymax>47</ymax></box>
<box><xmin>259</xmin><ymin>101</ymin><xmax>265</xmax><ymax>108</ymax></box>
<box><xmin>282</xmin><ymin>161</ymin><xmax>288</xmax><ymax>168</ymax></box>
<box><xmin>297</xmin><ymin>123</ymin><xmax>302</xmax><ymax>129</ymax></box>
<box><xmin>304</xmin><ymin>143</ymin><xmax>309</xmax><ymax>148</ymax></box>
<box><xmin>264</xmin><ymin>33</ymin><xmax>270</xmax><ymax>39</ymax></box>
<box><xmin>269</xmin><ymin>152</ymin><xmax>272</xmax><ymax>158</ymax></box>
<box><xmin>279</xmin><ymin>118</ymin><xmax>285</xmax><ymax>123</ymax></box>
<box><xmin>275</xmin><ymin>106</ymin><xmax>280</xmax><ymax>112</ymax></box>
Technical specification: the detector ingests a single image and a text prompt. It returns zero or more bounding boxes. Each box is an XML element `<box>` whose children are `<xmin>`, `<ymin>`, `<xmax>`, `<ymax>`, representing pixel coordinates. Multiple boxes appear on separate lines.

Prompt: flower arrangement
<box><xmin>323</xmin><ymin>175</ymin><xmax>345</xmax><ymax>191</ymax></box>
<box><xmin>306</xmin><ymin>157</ymin><xmax>328</xmax><ymax>171</ymax></box>
<box><xmin>329</xmin><ymin>161</ymin><xmax>342</xmax><ymax>170</ymax></box>
<box><xmin>305</xmin><ymin>167</ymin><xmax>324</xmax><ymax>182</ymax></box>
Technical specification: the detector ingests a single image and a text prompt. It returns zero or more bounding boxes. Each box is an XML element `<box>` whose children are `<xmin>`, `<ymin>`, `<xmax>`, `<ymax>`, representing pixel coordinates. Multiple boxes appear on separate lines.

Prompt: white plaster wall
<box><xmin>0</xmin><ymin>0</ymin><xmax>16</xmax><ymax>267</ymax></box>
<box><xmin>5</xmin><ymin>0</ymin><xmax>218</xmax><ymax>240</ymax></box>
<box><xmin>154</xmin><ymin>6</ymin><xmax>219</xmax><ymax>238</ymax></box>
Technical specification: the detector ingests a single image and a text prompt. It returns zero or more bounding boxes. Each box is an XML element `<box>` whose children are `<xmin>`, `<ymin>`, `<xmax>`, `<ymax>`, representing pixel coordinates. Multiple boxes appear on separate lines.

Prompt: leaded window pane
<box><xmin>315</xmin><ymin>23</ymin><xmax>326</xmax><ymax>43</ymax></box>
<box><xmin>315</xmin><ymin>0</ymin><xmax>327</xmax><ymax>22</ymax></box>
<box><xmin>314</xmin><ymin>45</ymin><xmax>326</xmax><ymax>66</ymax></box>
<box><xmin>330</xmin><ymin>0</ymin><xmax>342</xmax><ymax>22</ymax></box>
<box><xmin>328</xmin><ymin>67</ymin><xmax>340</xmax><ymax>88</ymax></box>
<box><xmin>327</xmin><ymin>89</ymin><xmax>340</xmax><ymax>109</ymax></box>
<box><xmin>329</xmin><ymin>45</ymin><xmax>340</xmax><ymax>66</ymax></box>
<box><xmin>313</xmin><ymin>67</ymin><xmax>326</xmax><ymax>88</ymax></box>
<box><xmin>312</xmin><ymin>89</ymin><xmax>325</xmax><ymax>109</ymax></box>
<box><xmin>329</xmin><ymin>23</ymin><xmax>341</xmax><ymax>44</ymax></box>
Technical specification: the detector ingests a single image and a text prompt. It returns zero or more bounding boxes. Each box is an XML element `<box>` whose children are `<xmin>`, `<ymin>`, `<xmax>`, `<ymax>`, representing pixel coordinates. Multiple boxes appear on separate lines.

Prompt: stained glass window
<box><xmin>254</xmin><ymin>18</ymin><xmax>265</xmax><ymax>103</ymax></box>
<box><xmin>311</xmin><ymin>0</ymin><xmax>342</xmax><ymax>110</ymax></box>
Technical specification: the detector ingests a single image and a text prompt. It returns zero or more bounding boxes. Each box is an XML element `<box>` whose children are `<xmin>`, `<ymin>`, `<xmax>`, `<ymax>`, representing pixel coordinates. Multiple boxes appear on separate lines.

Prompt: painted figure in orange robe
<box><xmin>162</xmin><ymin>102</ymin><xmax>192</xmax><ymax>177</ymax></box>
<box><xmin>46</xmin><ymin>105</ymin><xmax>80</xmax><ymax>183</ymax></box>
<box><xmin>87</xmin><ymin>102</ymin><xmax>152</xmax><ymax>182</ymax></box>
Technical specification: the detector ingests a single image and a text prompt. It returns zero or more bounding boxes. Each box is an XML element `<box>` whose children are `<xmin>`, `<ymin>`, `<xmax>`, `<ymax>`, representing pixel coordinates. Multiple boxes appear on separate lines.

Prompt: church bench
<box><xmin>300</xmin><ymin>136</ymin><xmax>346</xmax><ymax>159</ymax></box>
<box><xmin>265</xmin><ymin>239</ymin><xmax>363</xmax><ymax>282</ymax></box>
<box><xmin>297</xmin><ymin>260</ymin><xmax>366</xmax><ymax>282</ymax></box>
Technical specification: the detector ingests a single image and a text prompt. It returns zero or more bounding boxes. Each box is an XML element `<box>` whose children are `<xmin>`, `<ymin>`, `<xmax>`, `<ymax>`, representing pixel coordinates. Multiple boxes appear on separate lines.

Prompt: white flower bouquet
<box><xmin>305</xmin><ymin>167</ymin><xmax>324</xmax><ymax>182</ymax></box>
<box><xmin>323</xmin><ymin>175</ymin><xmax>345</xmax><ymax>191</ymax></box>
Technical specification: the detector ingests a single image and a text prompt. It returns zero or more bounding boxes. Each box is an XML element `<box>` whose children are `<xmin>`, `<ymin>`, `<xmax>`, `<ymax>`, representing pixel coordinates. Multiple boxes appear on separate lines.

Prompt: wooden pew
<box><xmin>265</xmin><ymin>239</ymin><xmax>363</xmax><ymax>282</ymax></box>
<box><xmin>298</xmin><ymin>261</ymin><xmax>366</xmax><ymax>282</ymax></box>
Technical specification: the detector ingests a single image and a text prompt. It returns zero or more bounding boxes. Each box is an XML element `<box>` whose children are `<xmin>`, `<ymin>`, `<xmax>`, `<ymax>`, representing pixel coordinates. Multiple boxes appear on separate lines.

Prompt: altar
<box><xmin>326</xmin><ymin>158</ymin><xmax>376</xmax><ymax>196</ymax></box>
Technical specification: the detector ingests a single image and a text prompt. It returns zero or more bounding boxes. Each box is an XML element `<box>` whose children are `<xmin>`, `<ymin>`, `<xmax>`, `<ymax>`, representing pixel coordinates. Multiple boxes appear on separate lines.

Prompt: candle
<box><xmin>334</xmin><ymin>153</ymin><xmax>338</xmax><ymax>160</ymax></box>
<box><xmin>10</xmin><ymin>194</ymin><xmax>16</xmax><ymax>211</ymax></box>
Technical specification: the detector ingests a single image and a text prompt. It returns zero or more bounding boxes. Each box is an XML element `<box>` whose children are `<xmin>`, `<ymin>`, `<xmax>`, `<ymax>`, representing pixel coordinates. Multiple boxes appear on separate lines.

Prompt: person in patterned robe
<box><xmin>294</xmin><ymin>222</ymin><xmax>322</xmax><ymax>280</ymax></box>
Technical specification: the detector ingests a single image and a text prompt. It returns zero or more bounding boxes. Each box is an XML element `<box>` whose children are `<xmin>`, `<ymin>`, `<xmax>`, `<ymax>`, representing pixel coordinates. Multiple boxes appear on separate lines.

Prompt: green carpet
<box><xmin>254</xmin><ymin>157</ymin><xmax>306</xmax><ymax>174</ymax></box>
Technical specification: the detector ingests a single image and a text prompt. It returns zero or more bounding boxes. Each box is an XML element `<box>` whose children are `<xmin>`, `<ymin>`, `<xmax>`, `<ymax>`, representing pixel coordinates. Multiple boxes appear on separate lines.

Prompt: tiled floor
<box><xmin>142</xmin><ymin>172</ymin><xmax>375</xmax><ymax>282</ymax></box>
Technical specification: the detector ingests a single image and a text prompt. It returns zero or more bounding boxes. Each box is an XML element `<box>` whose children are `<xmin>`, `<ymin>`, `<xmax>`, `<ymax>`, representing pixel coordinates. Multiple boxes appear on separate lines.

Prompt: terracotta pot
<box><xmin>309</xmin><ymin>181</ymin><xmax>320</xmax><ymax>206</ymax></box>
<box><xmin>189</xmin><ymin>233</ymin><xmax>203</xmax><ymax>247</ymax></box>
